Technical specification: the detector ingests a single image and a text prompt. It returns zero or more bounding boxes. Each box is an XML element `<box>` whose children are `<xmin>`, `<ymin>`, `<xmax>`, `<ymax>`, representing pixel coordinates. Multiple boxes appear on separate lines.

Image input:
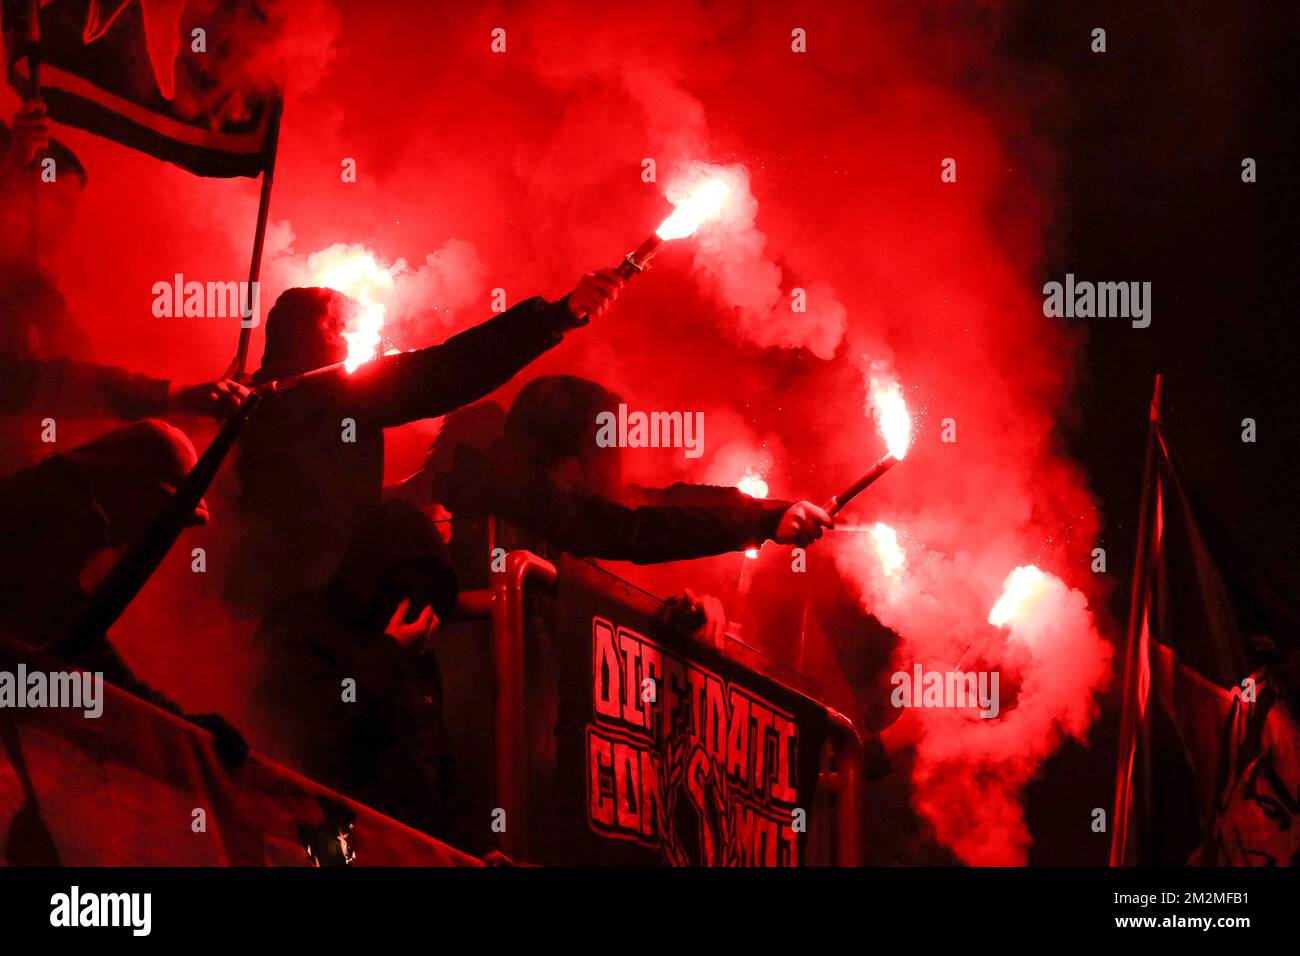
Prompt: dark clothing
<box><xmin>748</xmin><ymin>546</ymin><xmax>901</xmax><ymax>734</ymax></box>
<box><xmin>0</xmin><ymin>426</ymin><xmax>249</xmax><ymax>763</ymax></box>
<box><xmin>0</xmin><ymin>357</ymin><xmax>173</xmax><ymax>475</ymax></box>
<box><xmin>0</xmin><ymin>264</ymin><xmax>92</xmax><ymax>364</ymax></box>
<box><xmin>0</xmin><ymin>455</ymin><xmax>111</xmax><ymax>645</ymax></box>
<box><xmin>251</xmin><ymin>499</ymin><xmax>457</xmax><ymax>836</ymax></box>
<box><xmin>227</xmin><ymin>296</ymin><xmax>582</xmax><ymax>616</ymax></box>
<box><xmin>0</xmin><ymin>436</ymin><xmax>189</xmax><ymax>712</ymax></box>
<box><xmin>251</xmin><ymin>592</ymin><xmax>454</xmax><ymax>838</ymax></box>
<box><xmin>0</xmin><ymin>359</ymin><xmax>171</xmax><ymax>419</ymax></box>
<box><xmin>0</xmin><ymin>264</ymin><xmax>127</xmax><ymax>473</ymax></box>
<box><xmin>437</xmin><ymin>442</ymin><xmax>791</xmax><ymax>564</ymax></box>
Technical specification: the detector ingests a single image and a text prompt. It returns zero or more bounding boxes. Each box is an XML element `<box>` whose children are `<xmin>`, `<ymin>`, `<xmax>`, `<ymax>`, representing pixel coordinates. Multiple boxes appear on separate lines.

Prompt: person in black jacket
<box><xmin>250</xmin><ymin>500</ymin><xmax>461</xmax><ymax>837</ymax></box>
<box><xmin>0</xmin><ymin>420</ymin><xmax>248</xmax><ymax>763</ymax></box>
<box><xmin>397</xmin><ymin>375</ymin><xmax>834</xmax><ymax>566</ymax></box>
<box><xmin>225</xmin><ymin>274</ymin><xmax>621</xmax><ymax>617</ymax></box>
<box><xmin>0</xmin><ymin>357</ymin><xmax>245</xmax><ymax>424</ymax></box>
<box><xmin>390</xmin><ymin>376</ymin><xmax>833</xmax><ymax>646</ymax></box>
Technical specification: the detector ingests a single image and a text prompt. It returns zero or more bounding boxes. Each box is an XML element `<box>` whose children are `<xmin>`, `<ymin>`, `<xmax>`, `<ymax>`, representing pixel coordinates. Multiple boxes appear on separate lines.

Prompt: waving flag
<box><xmin>2</xmin><ymin>0</ymin><xmax>280</xmax><ymax>177</ymax></box>
<box><xmin>1112</xmin><ymin>379</ymin><xmax>1300</xmax><ymax>866</ymax></box>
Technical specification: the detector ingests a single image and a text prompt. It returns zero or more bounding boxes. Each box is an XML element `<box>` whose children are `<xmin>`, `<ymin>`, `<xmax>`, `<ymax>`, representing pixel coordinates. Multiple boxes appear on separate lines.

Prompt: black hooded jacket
<box><xmin>227</xmin><ymin>296</ymin><xmax>581</xmax><ymax>617</ymax></box>
<box><xmin>251</xmin><ymin>501</ymin><xmax>460</xmax><ymax>837</ymax></box>
<box><xmin>434</xmin><ymin>440</ymin><xmax>791</xmax><ymax>564</ymax></box>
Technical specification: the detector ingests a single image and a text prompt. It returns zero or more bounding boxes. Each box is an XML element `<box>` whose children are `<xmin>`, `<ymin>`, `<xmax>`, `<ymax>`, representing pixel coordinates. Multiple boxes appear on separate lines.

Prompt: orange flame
<box><xmin>656</xmin><ymin>177</ymin><xmax>730</xmax><ymax>241</ymax></box>
<box><xmin>307</xmin><ymin>246</ymin><xmax>397</xmax><ymax>372</ymax></box>
<box><xmin>988</xmin><ymin>565</ymin><xmax>1049</xmax><ymax>627</ymax></box>
<box><xmin>868</xmin><ymin>371</ymin><xmax>911</xmax><ymax>460</ymax></box>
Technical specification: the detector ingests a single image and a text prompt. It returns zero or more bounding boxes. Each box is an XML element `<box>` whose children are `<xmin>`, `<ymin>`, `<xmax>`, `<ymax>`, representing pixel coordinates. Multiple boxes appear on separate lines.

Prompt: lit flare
<box><xmin>736</xmin><ymin>469</ymin><xmax>768</xmax><ymax>558</ymax></box>
<box><xmin>988</xmin><ymin>565</ymin><xmax>1049</xmax><ymax>627</ymax></box>
<box><xmin>869</xmin><ymin>373</ymin><xmax>911</xmax><ymax>460</ymax></box>
<box><xmin>869</xmin><ymin>522</ymin><xmax>906</xmax><ymax>577</ymax></box>
<box><xmin>308</xmin><ymin>247</ymin><xmax>397</xmax><ymax>373</ymax></box>
<box><xmin>657</xmin><ymin>178</ymin><xmax>730</xmax><ymax>241</ymax></box>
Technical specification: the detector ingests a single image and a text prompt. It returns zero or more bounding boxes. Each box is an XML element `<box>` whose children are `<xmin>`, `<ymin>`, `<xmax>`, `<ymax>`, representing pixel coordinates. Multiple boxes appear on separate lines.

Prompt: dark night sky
<box><xmin>1014</xmin><ymin>1</ymin><xmax>1298</xmax><ymax>598</ymax></box>
<box><xmin>1008</xmin><ymin>0</ymin><xmax>1299</xmax><ymax>864</ymax></box>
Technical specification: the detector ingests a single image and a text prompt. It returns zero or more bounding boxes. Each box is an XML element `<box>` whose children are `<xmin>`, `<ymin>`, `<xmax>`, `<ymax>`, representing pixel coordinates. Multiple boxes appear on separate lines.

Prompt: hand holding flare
<box><xmin>615</xmin><ymin>177</ymin><xmax>731</xmax><ymax>280</ymax></box>
<box><xmin>825</xmin><ymin>374</ymin><xmax>912</xmax><ymax>516</ymax></box>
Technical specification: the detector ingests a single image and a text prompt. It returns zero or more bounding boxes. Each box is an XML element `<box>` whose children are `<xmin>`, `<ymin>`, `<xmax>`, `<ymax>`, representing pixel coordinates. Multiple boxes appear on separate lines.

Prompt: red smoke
<box><xmin>3</xmin><ymin>1</ymin><xmax>1113</xmax><ymax>862</ymax></box>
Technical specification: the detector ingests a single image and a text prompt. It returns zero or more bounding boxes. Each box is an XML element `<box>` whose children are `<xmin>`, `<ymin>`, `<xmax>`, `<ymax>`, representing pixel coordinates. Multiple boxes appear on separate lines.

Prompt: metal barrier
<box><xmin>456</xmin><ymin>549</ymin><xmax>865</xmax><ymax>866</ymax></box>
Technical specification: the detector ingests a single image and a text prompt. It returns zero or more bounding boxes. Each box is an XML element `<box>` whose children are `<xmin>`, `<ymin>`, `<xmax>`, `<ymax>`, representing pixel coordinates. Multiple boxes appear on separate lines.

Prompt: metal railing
<box><xmin>455</xmin><ymin>548</ymin><xmax>865</xmax><ymax>866</ymax></box>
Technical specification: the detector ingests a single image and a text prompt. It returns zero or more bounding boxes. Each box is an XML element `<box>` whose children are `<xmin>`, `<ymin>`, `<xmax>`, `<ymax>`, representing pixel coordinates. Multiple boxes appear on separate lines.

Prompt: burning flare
<box><xmin>736</xmin><ymin>469</ymin><xmax>769</xmax><ymax>558</ymax></box>
<box><xmin>868</xmin><ymin>371</ymin><xmax>912</xmax><ymax>460</ymax></box>
<box><xmin>869</xmin><ymin>522</ymin><xmax>906</xmax><ymax>577</ymax></box>
<box><xmin>988</xmin><ymin>565</ymin><xmax>1050</xmax><ymax>627</ymax></box>
<box><xmin>657</xmin><ymin>178</ymin><xmax>731</xmax><ymax>241</ymax></box>
<box><xmin>307</xmin><ymin>246</ymin><xmax>397</xmax><ymax>372</ymax></box>
<box><xmin>736</xmin><ymin>469</ymin><xmax>769</xmax><ymax>500</ymax></box>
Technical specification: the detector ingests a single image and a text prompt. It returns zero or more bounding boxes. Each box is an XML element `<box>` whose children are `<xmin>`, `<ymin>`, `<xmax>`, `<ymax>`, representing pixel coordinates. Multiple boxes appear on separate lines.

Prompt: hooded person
<box><xmin>386</xmin><ymin>398</ymin><xmax>506</xmax><ymax>587</ymax></box>
<box><xmin>390</xmin><ymin>376</ymin><xmax>834</xmax><ymax>649</ymax></box>
<box><xmin>0</xmin><ymin>419</ymin><xmax>209</xmax><ymax>645</ymax></box>
<box><xmin>225</xmin><ymin>269</ymin><xmax>622</xmax><ymax>618</ymax></box>
<box><xmin>0</xmin><ymin>419</ymin><xmax>247</xmax><ymax>762</ymax></box>
<box><xmin>250</xmin><ymin>499</ymin><xmax>462</xmax><ymax>838</ymax></box>
<box><xmin>398</xmin><ymin>375</ymin><xmax>835</xmax><ymax>567</ymax></box>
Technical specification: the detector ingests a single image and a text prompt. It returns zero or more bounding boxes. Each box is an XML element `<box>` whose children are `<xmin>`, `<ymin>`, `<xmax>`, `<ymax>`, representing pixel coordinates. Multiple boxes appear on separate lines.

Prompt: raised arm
<box><xmin>1</xmin><ymin>359</ymin><xmax>247</xmax><ymax>421</ymax></box>
<box><xmin>442</xmin><ymin>445</ymin><xmax>824</xmax><ymax>564</ymax></box>
<box><xmin>344</xmin><ymin>270</ymin><xmax>623</xmax><ymax>428</ymax></box>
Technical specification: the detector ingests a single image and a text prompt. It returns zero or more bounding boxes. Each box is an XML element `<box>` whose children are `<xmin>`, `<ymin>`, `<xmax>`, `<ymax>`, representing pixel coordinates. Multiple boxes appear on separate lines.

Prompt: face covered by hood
<box><xmin>255</xmin><ymin>287</ymin><xmax>362</xmax><ymax>382</ymax></box>
<box><xmin>500</xmin><ymin>374</ymin><xmax>624</xmax><ymax>496</ymax></box>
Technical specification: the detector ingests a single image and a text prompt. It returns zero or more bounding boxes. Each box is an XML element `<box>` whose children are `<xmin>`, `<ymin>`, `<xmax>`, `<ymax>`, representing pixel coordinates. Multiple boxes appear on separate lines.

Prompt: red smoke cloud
<box><xmin>4</xmin><ymin>1</ymin><xmax>1112</xmax><ymax>861</ymax></box>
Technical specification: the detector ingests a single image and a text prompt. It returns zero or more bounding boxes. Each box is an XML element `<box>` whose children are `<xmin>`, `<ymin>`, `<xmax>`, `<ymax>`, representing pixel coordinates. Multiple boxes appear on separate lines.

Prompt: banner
<box><xmin>3</xmin><ymin>0</ymin><xmax>280</xmax><ymax>177</ymax></box>
<box><xmin>526</xmin><ymin>558</ymin><xmax>832</xmax><ymax>866</ymax></box>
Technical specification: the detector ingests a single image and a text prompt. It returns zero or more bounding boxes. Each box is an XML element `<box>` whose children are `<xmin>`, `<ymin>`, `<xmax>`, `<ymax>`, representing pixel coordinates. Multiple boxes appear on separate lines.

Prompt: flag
<box><xmin>3</xmin><ymin>0</ymin><xmax>280</xmax><ymax>177</ymax></box>
<box><xmin>1112</xmin><ymin>383</ymin><xmax>1300</xmax><ymax>866</ymax></box>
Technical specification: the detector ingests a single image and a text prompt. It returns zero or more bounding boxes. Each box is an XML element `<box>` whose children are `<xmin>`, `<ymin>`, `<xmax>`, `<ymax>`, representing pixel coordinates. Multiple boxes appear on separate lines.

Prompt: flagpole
<box><xmin>51</xmin><ymin>390</ymin><xmax>264</xmax><ymax>660</ymax></box>
<box><xmin>1109</xmin><ymin>373</ymin><xmax>1163</xmax><ymax>866</ymax></box>
<box><xmin>225</xmin><ymin>95</ymin><xmax>283</xmax><ymax>380</ymax></box>
<box><xmin>26</xmin><ymin>0</ymin><xmax>42</xmax><ymax>264</ymax></box>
